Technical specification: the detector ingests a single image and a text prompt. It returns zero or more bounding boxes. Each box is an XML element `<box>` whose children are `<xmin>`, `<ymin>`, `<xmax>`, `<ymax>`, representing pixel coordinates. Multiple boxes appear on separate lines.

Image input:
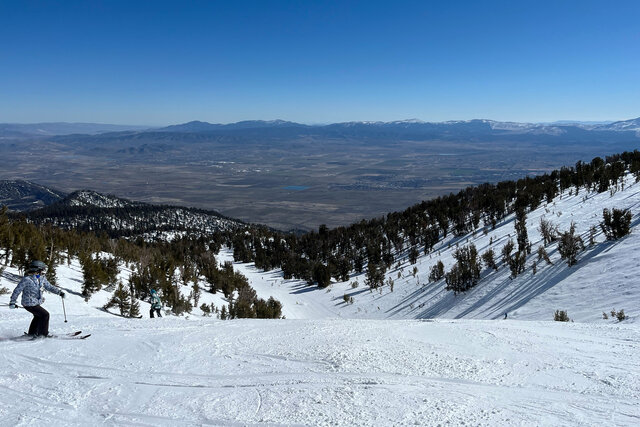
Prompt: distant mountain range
<box><xmin>2</xmin><ymin>117</ymin><xmax>639</xmax><ymax>141</ymax></box>
<box><xmin>157</xmin><ymin>117</ymin><xmax>640</xmax><ymax>134</ymax></box>
<box><xmin>0</xmin><ymin>122</ymin><xmax>152</xmax><ymax>138</ymax></box>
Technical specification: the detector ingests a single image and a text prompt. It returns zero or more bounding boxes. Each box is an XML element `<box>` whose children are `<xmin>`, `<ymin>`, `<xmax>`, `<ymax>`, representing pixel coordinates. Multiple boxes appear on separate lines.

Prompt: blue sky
<box><xmin>1</xmin><ymin>0</ymin><xmax>639</xmax><ymax>125</ymax></box>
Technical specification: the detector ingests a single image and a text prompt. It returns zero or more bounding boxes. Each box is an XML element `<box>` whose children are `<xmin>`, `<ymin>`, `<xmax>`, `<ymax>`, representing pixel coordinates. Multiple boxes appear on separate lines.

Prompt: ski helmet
<box><xmin>150</xmin><ymin>289</ymin><xmax>157</xmax><ymax>295</ymax></box>
<box><xmin>27</xmin><ymin>260</ymin><xmax>47</xmax><ymax>272</ymax></box>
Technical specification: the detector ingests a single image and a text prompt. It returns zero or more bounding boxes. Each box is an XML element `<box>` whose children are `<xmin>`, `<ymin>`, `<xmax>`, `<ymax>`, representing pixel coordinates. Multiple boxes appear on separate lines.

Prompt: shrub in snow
<box><xmin>610</xmin><ymin>309</ymin><xmax>627</xmax><ymax>322</ymax></box>
<box><xmin>538</xmin><ymin>218</ymin><xmax>558</xmax><ymax>246</ymax></box>
<box><xmin>445</xmin><ymin>244</ymin><xmax>481</xmax><ymax>294</ymax></box>
<box><xmin>386</xmin><ymin>277</ymin><xmax>394</xmax><ymax>292</ymax></box>
<box><xmin>429</xmin><ymin>260</ymin><xmax>445</xmax><ymax>282</ymax></box>
<box><xmin>508</xmin><ymin>251</ymin><xmax>526</xmax><ymax>279</ymax></box>
<box><xmin>0</xmin><ymin>286</ymin><xmax>9</xmax><ymax>295</ymax></box>
<box><xmin>481</xmin><ymin>249</ymin><xmax>498</xmax><ymax>271</ymax></box>
<box><xmin>600</xmin><ymin>208</ymin><xmax>632</xmax><ymax>240</ymax></box>
<box><xmin>554</xmin><ymin>310</ymin><xmax>570</xmax><ymax>322</ymax></box>
<box><xmin>219</xmin><ymin>305</ymin><xmax>228</xmax><ymax>320</ymax></box>
<box><xmin>537</xmin><ymin>246</ymin><xmax>552</xmax><ymax>265</ymax></box>
<box><xmin>200</xmin><ymin>303</ymin><xmax>212</xmax><ymax>316</ymax></box>
<box><xmin>558</xmin><ymin>222</ymin><xmax>584</xmax><ymax>267</ymax></box>
<box><xmin>254</xmin><ymin>297</ymin><xmax>283</xmax><ymax>318</ymax></box>
<box><xmin>501</xmin><ymin>239</ymin><xmax>514</xmax><ymax>265</ymax></box>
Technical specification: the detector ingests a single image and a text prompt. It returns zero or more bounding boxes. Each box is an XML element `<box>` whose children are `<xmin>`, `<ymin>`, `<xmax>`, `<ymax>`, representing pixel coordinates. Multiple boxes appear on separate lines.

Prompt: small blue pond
<box><xmin>283</xmin><ymin>186</ymin><xmax>309</xmax><ymax>191</ymax></box>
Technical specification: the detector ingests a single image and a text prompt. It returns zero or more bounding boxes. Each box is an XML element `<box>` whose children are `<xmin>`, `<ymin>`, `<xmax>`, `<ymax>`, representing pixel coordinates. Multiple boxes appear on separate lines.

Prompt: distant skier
<box><xmin>149</xmin><ymin>289</ymin><xmax>162</xmax><ymax>318</ymax></box>
<box><xmin>504</xmin><ymin>312</ymin><xmax>508</xmax><ymax>319</ymax></box>
<box><xmin>9</xmin><ymin>260</ymin><xmax>65</xmax><ymax>338</ymax></box>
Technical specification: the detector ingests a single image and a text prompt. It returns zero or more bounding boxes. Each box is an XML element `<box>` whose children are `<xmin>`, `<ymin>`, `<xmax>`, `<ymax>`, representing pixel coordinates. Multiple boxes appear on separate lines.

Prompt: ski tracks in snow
<box><xmin>0</xmin><ymin>318</ymin><xmax>638</xmax><ymax>426</ymax></box>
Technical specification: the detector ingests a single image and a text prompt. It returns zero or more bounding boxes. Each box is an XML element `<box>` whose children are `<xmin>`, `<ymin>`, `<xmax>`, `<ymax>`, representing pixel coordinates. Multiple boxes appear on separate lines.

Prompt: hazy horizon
<box><xmin>2</xmin><ymin>116</ymin><xmax>636</xmax><ymax>128</ymax></box>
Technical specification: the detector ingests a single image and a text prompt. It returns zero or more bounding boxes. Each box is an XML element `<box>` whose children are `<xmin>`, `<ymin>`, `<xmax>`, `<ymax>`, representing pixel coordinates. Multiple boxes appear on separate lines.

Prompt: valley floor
<box><xmin>1</xmin><ymin>316</ymin><xmax>638</xmax><ymax>426</ymax></box>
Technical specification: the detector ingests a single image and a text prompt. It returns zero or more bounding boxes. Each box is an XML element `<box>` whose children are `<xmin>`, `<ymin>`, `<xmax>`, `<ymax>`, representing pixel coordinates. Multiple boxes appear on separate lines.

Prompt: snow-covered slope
<box><xmin>63</xmin><ymin>190</ymin><xmax>144</xmax><ymax>208</ymax></box>
<box><xmin>228</xmin><ymin>173</ymin><xmax>640</xmax><ymax>324</ymax></box>
<box><xmin>0</xmin><ymin>309</ymin><xmax>638</xmax><ymax>424</ymax></box>
<box><xmin>597</xmin><ymin>117</ymin><xmax>640</xmax><ymax>132</ymax></box>
<box><xmin>0</xmin><ymin>180</ymin><xmax>65</xmax><ymax>211</ymax></box>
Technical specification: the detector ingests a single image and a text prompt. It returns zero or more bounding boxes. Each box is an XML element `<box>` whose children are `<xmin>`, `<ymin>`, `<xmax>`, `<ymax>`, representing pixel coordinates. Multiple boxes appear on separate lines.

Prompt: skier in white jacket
<box><xmin>9</xmin><ymin>260</ymin><xmax>65</xmax><ymax>337</ymax></box>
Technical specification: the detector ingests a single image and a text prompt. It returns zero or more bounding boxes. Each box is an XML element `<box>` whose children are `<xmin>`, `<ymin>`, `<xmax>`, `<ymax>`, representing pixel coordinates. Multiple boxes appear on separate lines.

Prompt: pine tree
<box><xmin>481</xmin><ymin>249</ymin><xmax>498</xmax><ymax>271</ymax></box>
<box><xmin>501</xmin><ymin>239</ymin><xmax>514</xmax><ymax>265</ymax></box>
<box><xmin>601</xmin><ymin>208</ymin><xmax>632</xmax><ymax>240</ymax></box>
<box><xmin>515</xmin><ymin>208</ymin><xmax>529</xmax><ymax>254</ymax></box>
<box><xmin>45</xmin><ymin>257</ymin><xmax>58</xmax><ymax>286</ymax></box>
<box><xmin>129</xmin><ymin>296</ymin><xmax>141</xmax><ymax>318</ymax></box>
<box><xmin>408</xmin><ymin>245</ymin><xmax>419</xmax><ymax>265</ymax></box>
<box><xmin>508</xmin><ymin>250</ymin><xmax>526</xmax><ymax>278</ymax></box>
<box><xmin>428</xmin><ymin>260</ymin><xmax>445</xmax><ymax>282</ymax></box>
<box><xmin>445</xmin><ymin>244</ymin><xmax>481</xmax><ymax>293</ymax></box>
<box><xmin>538</xmin><ymin>218</ymin><xmax>557</xmax><ymax>246</ymax></box>
<box><xmin>558</xmin><ymin>222</ymin><xmax>584</xmax><ymax>267</ymax></box>
<box><xmin>103</xmin><ymin>282</ymin><xmax>131</xmax><ymax>316</ymax></box>
<box><xmin>365</xmin><ymin>262</ymin><xmax>385</xmax><ymax>289</ymax></box>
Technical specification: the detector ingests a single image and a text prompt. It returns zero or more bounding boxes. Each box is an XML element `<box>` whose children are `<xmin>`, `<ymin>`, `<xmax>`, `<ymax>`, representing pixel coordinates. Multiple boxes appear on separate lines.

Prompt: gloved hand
<box><xmin>60</xmin><ymin>292</ymin><xmax>65</xmax><ymax>299</ymax></box>
<box><xmin>9</xmin><ymin>303</ymin><xmax>16</xmax><ymax>309</ymax></box>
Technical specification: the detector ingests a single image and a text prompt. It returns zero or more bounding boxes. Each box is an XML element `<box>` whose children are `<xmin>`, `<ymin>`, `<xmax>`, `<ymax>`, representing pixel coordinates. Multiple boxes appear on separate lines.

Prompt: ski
<box><xmin>45</xmin><ymin>333</ymin><xmax>91</xmax><ymax>340</ymax></box>
<box><xmin>22</xmin><ymin>331</ymin><xmax>89</xmax><ymax>340</ymax></box>
<box><xmin>24</xmin><ymin>330</ymin><xmax>82</xmax><ymax>337</ymax></box>
<box><xmin>57</xmin><ymin>334</ymin><xmax>91</xmax><ymax>340</ymax></box>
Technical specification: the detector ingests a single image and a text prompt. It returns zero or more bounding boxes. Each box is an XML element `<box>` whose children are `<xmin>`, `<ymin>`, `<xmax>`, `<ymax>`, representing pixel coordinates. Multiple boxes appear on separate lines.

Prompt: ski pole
<box><xmin>62</xmin><ymin>296</ymin><xmax>68</xmax><ymax>323</ymax></box>
<box><xmin>1</xmin><ymin>303</ymin><xmax>23</xmax><ymax>308</ymax></box>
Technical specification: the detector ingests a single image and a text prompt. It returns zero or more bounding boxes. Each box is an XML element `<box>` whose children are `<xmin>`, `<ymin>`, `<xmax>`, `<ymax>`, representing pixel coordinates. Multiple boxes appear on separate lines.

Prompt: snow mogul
<box><xmin>9</xmin><ymin>260</ymin><xmax>65</xmax><ymax>338</ymax></box>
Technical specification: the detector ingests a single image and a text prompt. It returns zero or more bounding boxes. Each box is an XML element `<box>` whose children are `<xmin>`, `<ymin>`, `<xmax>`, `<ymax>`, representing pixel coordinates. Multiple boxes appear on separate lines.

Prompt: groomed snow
<box><xmin>0</xmin><ymin>315</ymin><xmax>638</xmax><ymax>425</ymax></box>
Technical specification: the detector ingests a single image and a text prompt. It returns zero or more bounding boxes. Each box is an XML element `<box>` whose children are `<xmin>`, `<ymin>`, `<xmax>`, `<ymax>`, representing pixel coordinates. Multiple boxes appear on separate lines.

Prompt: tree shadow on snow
<box><xmin>455</xmin><ymin>237</ymin><xmax>628</xmax><ymax>320</ymax></box>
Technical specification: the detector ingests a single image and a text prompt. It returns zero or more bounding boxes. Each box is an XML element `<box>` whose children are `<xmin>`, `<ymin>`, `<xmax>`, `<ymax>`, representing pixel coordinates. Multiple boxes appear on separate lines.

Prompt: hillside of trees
<box><xmin>0</xmin><ymin>208</ymin><xmax>280</xmax><ymax>319</ymax></box>
<box><xmin>2</xmin><ymin>150</ymin><xmax>639</xmax><ymax>317</ymax></box>
<box><xmin>226</xmin><ymin>151</ymin><xmax>640</xmax><ymax>292</ymax></box>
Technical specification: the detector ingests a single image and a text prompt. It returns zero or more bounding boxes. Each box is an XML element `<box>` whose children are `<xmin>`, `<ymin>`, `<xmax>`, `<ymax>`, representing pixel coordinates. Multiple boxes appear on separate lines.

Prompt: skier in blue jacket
<box><xmin>9</xmin><ymin>260</ymin><xmax>65</xmax><ymax>337</ymax></box>
<box><xmin>149</xmin><ymin>289</ymin><xmax>162</xmax><ymax>318</ymax></box>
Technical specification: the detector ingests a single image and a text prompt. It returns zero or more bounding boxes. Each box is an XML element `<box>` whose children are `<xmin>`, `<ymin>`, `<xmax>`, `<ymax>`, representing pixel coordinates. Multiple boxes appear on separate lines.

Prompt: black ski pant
<box><xmin>150</xmin><ymin>308</ymin><xmax>162</xmax><ymax>318</ymax></box>
<box><xmin>23</xmin><ymin>305</ymin><xmax>50</xmax><ymax>337</ymax></box>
